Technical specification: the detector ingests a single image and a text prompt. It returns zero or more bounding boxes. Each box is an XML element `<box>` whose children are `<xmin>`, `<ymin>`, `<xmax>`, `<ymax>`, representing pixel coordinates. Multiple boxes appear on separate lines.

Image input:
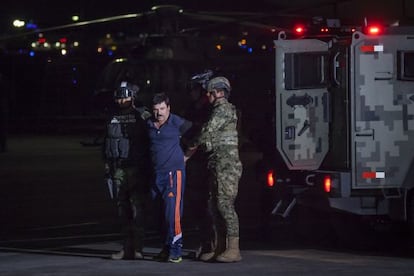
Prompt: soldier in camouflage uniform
<box><xmin>185</xmin><ymin>76</ymin><xmax>243</xmax><ymax>262</ymax></box>
<box><xmin>103</xmin><ymin>81</ymin><xmax>152</xmax><ymax>260</ymax></box>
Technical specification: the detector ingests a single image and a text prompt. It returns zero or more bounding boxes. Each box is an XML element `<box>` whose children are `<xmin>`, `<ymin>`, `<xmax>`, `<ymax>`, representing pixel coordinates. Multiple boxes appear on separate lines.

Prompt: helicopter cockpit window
<box><xmin>398</xmin><ymin>51</ymin><xmax>414</xmax><ymax>81</ymax></box>
<box><xmin>284</xmin><ymin>52</ymin><xmax>329</xmax><ymax>90</ymax></box>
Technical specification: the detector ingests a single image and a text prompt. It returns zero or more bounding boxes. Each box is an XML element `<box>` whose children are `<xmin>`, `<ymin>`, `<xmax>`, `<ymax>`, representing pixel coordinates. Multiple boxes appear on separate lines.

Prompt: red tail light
<box><xmin>323</xmin><ymin>175</ymin><xmax>332</xmax><ymax>193</ymax></box>
<box><xmin>267</xmin><ymin>170</ymin><xmax>275</xmax><ymax>187</ymax></box>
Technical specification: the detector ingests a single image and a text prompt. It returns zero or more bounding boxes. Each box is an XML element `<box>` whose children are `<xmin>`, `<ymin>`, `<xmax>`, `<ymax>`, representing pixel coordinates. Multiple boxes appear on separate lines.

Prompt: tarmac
<box><xmin>2</xmin><ymin>134</ymin><xmax>414</xmax><ymax>275</ymax></box>
<box><xmin>2</xmin><ymin>238</ymin><xmax>414</xmax><ymax>276</ymax></box>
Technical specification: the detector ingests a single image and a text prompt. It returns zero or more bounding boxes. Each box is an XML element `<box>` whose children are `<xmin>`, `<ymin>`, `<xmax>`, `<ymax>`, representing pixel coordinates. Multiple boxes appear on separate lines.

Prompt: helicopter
<box><xmin>0</xmin><ymin>4</ymin><xmax>302</xmax><ymax>135</ymax></box>
<box><xmin>2</xmin><ymin>2</ymin><xmax>400</xmax><ymax>134</ymax></box>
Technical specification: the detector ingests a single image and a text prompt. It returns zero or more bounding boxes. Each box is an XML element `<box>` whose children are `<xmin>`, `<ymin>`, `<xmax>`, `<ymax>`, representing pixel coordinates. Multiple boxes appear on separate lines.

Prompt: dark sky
<box><xmin>1</xmin><ymin>1</ymin><xmax>280</xmax><ymax>30</ymax></box>
<box><xmin>1</xmin><ymin>0</ymin><xmax>412</xmax><ymax>35</ymax></box>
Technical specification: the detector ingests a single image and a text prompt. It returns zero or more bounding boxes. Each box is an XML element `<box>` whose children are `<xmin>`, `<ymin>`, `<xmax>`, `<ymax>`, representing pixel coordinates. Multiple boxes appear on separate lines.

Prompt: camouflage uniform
<box><xmin>196</xmin><ymin>98</ymin><xmax>242</xmax><ymax>239</ymax></box>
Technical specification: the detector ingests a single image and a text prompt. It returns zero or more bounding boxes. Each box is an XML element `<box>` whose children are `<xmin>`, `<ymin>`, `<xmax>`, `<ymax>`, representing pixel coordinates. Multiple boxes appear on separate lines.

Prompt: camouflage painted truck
<box><xmin>261</xmin><ymin>25</ymin><xmax>414</xmax><ymax>236</ymax></box>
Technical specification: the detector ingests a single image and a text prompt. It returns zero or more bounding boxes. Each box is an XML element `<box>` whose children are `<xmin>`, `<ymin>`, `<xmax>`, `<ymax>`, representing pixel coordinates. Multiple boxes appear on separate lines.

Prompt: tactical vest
<box><xmin>204</xmin><ymin>101</ymin><xmax>238</xmax><ymax>152</ymax></box>
<box><xmin>105</xmin><ymin>114</ymin><xmax>134</xmax><ymax>159</ymax></box>
<box><xmin>104</xmin><ymin>106</ymin><xmax>151</xmax><ymax>161</ymax></box>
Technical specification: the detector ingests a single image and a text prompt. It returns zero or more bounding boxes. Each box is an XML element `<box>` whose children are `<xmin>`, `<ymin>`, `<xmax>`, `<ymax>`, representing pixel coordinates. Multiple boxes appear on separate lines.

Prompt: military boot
<box><xmin>199</xmin><ymin>251</ymin><xmax>215</xmax><ymax>262</ymax></box>
<box><xmin>111</xmin><ymin>249</ymin><xmax>143</xmax><ymax>260</ymax></box>
<box><xmin>111</xmin><ymin>250</ymin><xmax>125</xmax><ymax>260</ymax></box>
<box><xmin>216</xmin><ymin>236</ymin><xmax>242</xmax><ymax>263</ymax></box>
<box><xmin>132</xmin><ymin>227</ymin><xmax>145</xmax><ymax>259</ymax></box>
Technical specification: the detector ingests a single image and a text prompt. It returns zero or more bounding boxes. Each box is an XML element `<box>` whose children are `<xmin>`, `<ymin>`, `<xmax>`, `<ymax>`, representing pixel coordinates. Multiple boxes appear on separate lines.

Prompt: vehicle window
<box><xmin>284</xmin><ymin>52</ymin><xmax>329</xmax><ymax>90</ymax></box>
<box><xmin>398</xmin><ymin>51</ymin><xmax>414</xmax><ymax>81</ymax></box>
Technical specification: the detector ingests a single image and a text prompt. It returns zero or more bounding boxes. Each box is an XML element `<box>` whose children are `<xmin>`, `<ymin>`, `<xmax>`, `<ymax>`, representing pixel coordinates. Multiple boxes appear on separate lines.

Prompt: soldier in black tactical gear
<box><xmin>103</xmin><ymin>81</ymin><xmax>152</xmax><ymax>260</ymax></box>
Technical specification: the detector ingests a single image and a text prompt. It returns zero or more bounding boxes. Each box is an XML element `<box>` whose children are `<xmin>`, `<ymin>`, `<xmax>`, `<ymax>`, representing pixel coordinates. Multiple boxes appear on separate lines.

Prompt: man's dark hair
<box><xmin>152</xmin><ymin>92</ymin><xmax>170</xmax><ymax>106</ymax></box>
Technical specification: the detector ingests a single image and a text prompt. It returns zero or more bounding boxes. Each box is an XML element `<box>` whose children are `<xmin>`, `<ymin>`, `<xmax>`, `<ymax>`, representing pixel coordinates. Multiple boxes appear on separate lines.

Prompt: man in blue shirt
<box><xmin>147</xmin><ymin>93</ymin><xmax>192</xmax><ymax>263</ymax></box>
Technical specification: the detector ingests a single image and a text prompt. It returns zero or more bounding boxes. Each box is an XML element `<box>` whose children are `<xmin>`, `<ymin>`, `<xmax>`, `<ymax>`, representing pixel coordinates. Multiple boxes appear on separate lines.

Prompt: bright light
<box><xmin>215</xmin><ymin>44</ymin><xmax>222</xmax><ymax>50</ymax></box>
<box><xmin>367</xmin><ymin>25</ymin><xmax>381</xmax><ymax>35</ymax></box>
<box><xmin>364</xmin><ymin>23</ymin><xmax>383</xmax><ymax>35</ymax></box>
<box><xmin>73</xmin><ymin>41</ymin><xmax>79</xmax><ymax>47</ymax></box>
<box><xmin>71</xmin><ymin>15</ymin><xmax>80</xmax><ymax>22</ymax></box>
<box><xmin>13</xmin><ymin>19</ymin><xmax>25</xmax><ymax>28</ymax></box>
<box><xmin>294</xmin><ymin>25</ymin><xmax>305</xmax><ymax>35</ymax></box>
<box><xmin>324</xmin><ymin>175</ymin><xmax>332</xmax><ymax>193</ymax></box>
<box><xmin>295</xmin><ymin>27</ymin><xmax>304</xmax><ymax>33</ymax></box>
<box><xmin>267</xmin><ymin>170</ymin><xmax>275</xmax><ymax>187</ymax></box>
<box><xmin>61</xmin><ymin>49</ymin><xmax>67</xmax><ymax>55</ymax></box>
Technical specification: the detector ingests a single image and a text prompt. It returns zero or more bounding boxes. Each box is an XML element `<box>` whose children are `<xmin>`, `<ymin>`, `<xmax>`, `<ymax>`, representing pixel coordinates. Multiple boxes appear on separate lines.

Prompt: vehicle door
<box><xmin>274</xmin><ymin>35</ymin><xmax>330</xmax><ymax>170</ymax></box>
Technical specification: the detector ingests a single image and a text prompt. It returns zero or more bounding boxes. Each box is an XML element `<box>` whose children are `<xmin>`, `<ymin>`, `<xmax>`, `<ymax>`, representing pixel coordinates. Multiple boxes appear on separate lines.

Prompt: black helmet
<box><xmin>114</xmin><ymin>81</ymin><xmax>139</xmax><ymax>99</ymax></box>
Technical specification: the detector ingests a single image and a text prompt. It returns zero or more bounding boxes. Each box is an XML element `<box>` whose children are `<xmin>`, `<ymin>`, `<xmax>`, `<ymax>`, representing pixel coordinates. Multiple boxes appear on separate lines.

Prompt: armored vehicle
<box><xmin>261</xmin><ymin>24</ymin><xmax>414</xmax><ymax>237</ymax></box>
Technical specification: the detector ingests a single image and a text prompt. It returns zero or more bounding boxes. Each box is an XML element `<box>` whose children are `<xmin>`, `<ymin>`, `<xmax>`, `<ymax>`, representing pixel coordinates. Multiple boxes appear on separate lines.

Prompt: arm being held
<box><xmin>184</xmin><ymin>145</ymin><xmax>198</xmax><ymax>162</ymax></box>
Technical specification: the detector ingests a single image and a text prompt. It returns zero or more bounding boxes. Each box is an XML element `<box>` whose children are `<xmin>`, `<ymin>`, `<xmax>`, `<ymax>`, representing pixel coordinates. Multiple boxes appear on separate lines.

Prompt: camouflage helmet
<box><xmin>114</xmin><ymin>81</ymin><xmax>139</xmax><ymax>99</ymax></box>
<box><xmin>207</xmin><ymin>76</ymin><xmax>231</xmax><ymax>98</ymax></box>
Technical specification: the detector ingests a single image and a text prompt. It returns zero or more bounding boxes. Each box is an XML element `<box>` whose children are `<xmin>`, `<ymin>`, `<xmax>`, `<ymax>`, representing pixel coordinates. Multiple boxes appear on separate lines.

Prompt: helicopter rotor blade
<box><xmin>0</xmin><ymin>12</ymin><xmax>148</xmax><ymax>41</ymax></box>
<box><xmin>180</xmin><ymin>11</ymin><xmax>289</xmax><ymax>34</ymax></box>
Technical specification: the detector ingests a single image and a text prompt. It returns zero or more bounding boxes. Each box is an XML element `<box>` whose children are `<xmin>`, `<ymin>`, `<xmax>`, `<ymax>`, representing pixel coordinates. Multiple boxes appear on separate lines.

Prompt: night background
<box><xmin>0</xmin><ymin>0</ymin><xmax>413</xmax><ymax>227</ymax></box>
<box><xmin>1</xmin><ymin>0</ymin><xmax>413</xmax><ymax>132</ymax></box>
<box><xmin>0</xmin><ymin>1</ymin><xmax>414</xmax><ymax>274</ymax></box>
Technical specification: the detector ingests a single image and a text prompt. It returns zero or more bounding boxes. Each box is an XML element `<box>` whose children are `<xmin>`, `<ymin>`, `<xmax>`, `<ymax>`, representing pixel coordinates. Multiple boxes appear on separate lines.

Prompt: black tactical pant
<box><xmin>111</xmin><ymin>163</ymin><xmax>149</xmax><ymax>258</ymax></box>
